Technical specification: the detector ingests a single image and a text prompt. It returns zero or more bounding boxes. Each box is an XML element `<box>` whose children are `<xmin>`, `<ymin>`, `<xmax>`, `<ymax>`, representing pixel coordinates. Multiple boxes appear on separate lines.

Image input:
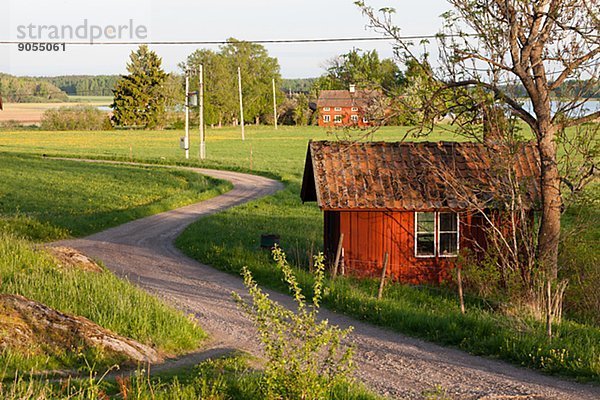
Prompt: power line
<box><xmin>0</xmin><ymin>34</ymin><xmax>468</xmax><ymax>46</ymax></box>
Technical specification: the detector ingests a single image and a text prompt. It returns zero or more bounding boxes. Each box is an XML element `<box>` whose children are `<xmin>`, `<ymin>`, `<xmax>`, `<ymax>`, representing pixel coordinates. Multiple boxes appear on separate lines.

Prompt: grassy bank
<box><xmin>0</xmin><ymin>233</ymin><xmax>206</xmax><ymax>374</ymax></box>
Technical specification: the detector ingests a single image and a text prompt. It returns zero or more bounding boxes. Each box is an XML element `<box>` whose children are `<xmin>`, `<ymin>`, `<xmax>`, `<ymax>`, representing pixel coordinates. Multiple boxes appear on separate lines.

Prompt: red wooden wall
<box><xmin>324</xmin><ymin>210</ymin><xmax>487</xmax><ymax>284</ymax></box>
<box><xmin>318</xmin><ymin>107</ymin><xmax>370</xmax><ymax>128</ymax></box>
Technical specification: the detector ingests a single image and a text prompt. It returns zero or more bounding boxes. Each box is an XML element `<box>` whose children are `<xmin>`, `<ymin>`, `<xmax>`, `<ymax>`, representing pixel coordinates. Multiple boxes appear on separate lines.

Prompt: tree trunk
<box><xmin>536</xmin><ymin>124</ymin><xmax>562</xmax><ymax>279</ymax></box>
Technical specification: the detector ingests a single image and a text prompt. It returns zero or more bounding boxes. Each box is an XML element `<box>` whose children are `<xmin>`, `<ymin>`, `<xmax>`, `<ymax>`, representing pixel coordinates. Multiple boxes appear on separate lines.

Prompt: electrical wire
<box><xmin>0</xmin><ymin>34</ymin><xmax>472</xmax><ymax>46</ymax></box>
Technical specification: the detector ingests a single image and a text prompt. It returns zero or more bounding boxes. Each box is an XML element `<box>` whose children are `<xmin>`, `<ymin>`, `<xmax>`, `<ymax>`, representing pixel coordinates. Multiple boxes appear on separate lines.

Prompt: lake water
<box><xmin>522</xmin><ymin>100</ymin><xmax>599</xmax><ymax>116</ymax></box>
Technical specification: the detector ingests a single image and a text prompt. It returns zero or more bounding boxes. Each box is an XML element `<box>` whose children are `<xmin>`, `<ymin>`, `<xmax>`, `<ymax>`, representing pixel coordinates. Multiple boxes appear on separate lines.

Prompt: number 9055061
<box><xmin>17</xmin><ymin>43</ymin><xmax>66</xmax><ymax>52</ymax></box>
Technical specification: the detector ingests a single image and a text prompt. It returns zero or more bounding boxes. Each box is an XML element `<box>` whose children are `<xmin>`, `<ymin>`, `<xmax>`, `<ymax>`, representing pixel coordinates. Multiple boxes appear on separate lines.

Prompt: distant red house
<box><xmin>316</xmin><ymin>86</ymin><xmax>378</xmax><ymax>128</ymax></box>
<box><xmin>301</xmin><ymin>141</ymin><xmax>540</xmax><ymax>284</ymax></box>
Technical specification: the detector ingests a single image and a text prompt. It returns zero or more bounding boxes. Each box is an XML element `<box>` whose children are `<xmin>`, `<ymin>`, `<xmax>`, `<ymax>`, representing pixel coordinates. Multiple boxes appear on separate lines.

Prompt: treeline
<box><xmin>0</xmin><ymin>73</ymin><xmax>68</xmax><ymax>102</ymax></box>
<box><xmin>503</xmin><ymin>80</ymin><xmax>600</xmax><ymax>99</ymax></box>
<box><xmin>41</xmin><ymin>75</ymin><xmax>119</xmax><ymax>96</ymax></box>
<box><xmin>282</xmin><ymin>78</ymin><xmax>316</xmax><ymax>93</ymax></box>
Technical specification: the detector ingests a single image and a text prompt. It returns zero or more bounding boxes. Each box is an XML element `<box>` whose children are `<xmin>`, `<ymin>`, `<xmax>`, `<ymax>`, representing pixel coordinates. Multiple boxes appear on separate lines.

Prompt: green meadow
<box><xmin>0</xmin><ymin>125</ymin><xmax>598</xmax><ymax>381</ymax></box>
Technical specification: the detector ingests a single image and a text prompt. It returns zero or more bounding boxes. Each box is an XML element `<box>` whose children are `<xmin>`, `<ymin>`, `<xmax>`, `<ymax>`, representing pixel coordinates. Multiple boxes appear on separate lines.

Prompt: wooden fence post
<box><xmin>457</xmin><ymin>267</ymin><xmax>465</xmax><ymax>314</ymax></box>
<box><xmin>546</xmin><ymin>279</ymin><xmax>553</xmax><ymax>339</ymax></box>
<box><xmin>332</xmin><ymin>233</ymin><xmax>344</xmax><ymax>278</ymax></box>
<box><xmin>377</xmin><ymin>252</ymin><xmax>389</xmax><ymax>300</ymax></box>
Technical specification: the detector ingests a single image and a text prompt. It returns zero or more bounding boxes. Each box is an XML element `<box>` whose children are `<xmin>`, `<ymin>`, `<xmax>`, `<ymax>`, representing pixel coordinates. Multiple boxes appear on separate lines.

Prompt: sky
<box><xmin>1</xmin><ymin>0</ymin><xmax>451</xmax><ymax>78</ymax></box>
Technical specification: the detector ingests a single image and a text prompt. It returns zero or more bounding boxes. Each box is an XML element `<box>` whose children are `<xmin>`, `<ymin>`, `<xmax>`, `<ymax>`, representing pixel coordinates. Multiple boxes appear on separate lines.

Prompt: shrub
<box><xmin>233</xmin><ymin>247</ymin><xmax>355</xmax><ymax>400</ymax></box>
<box><xmin>41</xmin><ymin>106</ymin><xmax>112</xmax><ymax>131</ymax></box>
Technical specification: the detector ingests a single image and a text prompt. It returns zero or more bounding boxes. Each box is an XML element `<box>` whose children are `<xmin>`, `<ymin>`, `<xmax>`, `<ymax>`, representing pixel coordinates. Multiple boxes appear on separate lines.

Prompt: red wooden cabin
<box><xmin>316</xmin><ymin>87</ymin><xmax>379</xmax><ymax>128</ymax></box>
<box><xmin>300</xmin><ymin>141</ymin><xmax>540</xmax><ymax>284</ymax></box>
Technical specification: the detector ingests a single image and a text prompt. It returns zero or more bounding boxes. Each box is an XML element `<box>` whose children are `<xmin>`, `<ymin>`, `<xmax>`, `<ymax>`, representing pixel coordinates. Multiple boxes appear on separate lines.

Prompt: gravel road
<box><xmin>55</xmin><ymin>165</ymin><xmax>600</xmax><ymax>400</ymax></box>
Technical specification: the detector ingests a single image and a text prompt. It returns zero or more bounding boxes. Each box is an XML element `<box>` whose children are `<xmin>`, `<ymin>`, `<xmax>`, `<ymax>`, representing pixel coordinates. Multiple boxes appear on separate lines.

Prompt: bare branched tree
<box><xmin>356</xmin><ymin>0</ymin><xmax>599</xmax><ymax>278</ymax></box>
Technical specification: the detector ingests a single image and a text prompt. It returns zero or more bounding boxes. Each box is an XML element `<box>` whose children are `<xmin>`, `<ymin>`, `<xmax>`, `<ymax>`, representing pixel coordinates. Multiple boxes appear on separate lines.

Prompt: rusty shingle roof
<box><xmin>301</xmin><ymin>141</ymin><xmax>540</xmax><ymax>210</ymax></box>
<box><xmin>316</xmin><ymin>89</ymin><xmax>380</xmax><ymax>109</ymax></box>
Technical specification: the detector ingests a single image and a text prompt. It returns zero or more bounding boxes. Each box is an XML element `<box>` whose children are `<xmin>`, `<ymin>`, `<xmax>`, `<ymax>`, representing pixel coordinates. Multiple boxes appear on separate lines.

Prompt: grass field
<box><xmin>0</xmin><ymin>153</ymin><xmax>231</xmax><ymax>241</ymax></box>
<box><xmin>0</xmin><ymin>125</ymin><xmax>598</xmax><ymax>381</ymax></box>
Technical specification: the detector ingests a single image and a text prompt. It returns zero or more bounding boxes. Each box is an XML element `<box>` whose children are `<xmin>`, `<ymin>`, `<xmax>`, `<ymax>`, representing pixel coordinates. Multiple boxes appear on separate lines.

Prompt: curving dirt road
<box><xmin>55</xmin><ymin>165</ymin><xmax>600</xmax><ymax>400</ymax></box>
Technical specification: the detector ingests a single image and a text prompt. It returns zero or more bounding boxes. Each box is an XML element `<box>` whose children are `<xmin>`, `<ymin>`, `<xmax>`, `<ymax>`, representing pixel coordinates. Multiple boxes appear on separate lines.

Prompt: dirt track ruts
<box><xmin>54</xmin><ymin>164</ymin><xmax>600</xmax><ymax>400</ymax></box>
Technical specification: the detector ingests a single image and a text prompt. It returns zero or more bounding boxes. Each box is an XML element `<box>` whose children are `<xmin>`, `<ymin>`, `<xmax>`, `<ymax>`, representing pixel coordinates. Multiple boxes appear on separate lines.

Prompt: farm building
<box><xmin>300</xmin><ymin>141</ymin><xmax>540</xmax><ymax>284</ymax></box>
<box><xmin>316</xmin><ymin>86</ymin><xmax>380</xmax><ymax>128</ymax></box>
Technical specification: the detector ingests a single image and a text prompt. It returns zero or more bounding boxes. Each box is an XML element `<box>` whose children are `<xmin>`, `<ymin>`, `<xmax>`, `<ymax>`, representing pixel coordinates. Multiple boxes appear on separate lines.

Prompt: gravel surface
<box><xmin>55</xmin><ymin>165</ymin><xmax>600</xmax><ymax>400</ymax></box>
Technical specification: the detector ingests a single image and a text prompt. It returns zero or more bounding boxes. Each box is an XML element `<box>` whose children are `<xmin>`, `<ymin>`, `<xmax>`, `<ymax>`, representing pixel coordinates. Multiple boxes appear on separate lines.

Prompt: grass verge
<box><xmin>1</xmin><ymin>356</ymin><xmax>381</xmax><ymax>400</ymax></box>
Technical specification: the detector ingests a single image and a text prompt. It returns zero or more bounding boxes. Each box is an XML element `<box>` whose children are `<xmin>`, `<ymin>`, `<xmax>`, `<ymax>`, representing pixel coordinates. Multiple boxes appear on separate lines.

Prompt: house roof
<box><xmin>301</xmin><ymin>141</ymin><xmax>541</xmax><ymax>211</ymax></box>
<box><xmin>316</xmin><ymin>89</ymin><xmax>379</xmax><ymax>109</ymax></box>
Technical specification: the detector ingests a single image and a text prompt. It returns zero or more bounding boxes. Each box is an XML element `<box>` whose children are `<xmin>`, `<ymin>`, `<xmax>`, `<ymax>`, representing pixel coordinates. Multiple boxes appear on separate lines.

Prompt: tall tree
<box><xmin>112</xmin><ymin>45</ymin><xmax>168</xmax><ymax>129</ymax></box>
<box><xmin>220</xmin><ymin>38</ymin><xmax>282</xmax><ymax>124</ymax></box>
<box><xmin>181</xmin><ymin>49</ymin><xmax>237</xmax><ymax>127</ymax></box>
<box><xmin>357</xmin><ymin>0</ymin><xmax>599</xmax><ymax>278</ymax></box>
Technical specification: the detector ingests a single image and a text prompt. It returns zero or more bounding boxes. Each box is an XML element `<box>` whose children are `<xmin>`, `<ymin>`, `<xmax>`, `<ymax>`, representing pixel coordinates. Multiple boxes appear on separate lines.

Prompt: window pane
<box><xmin>439</xmin><ymin>232</ymin><xmax>458</xmax><ymax>256</ymax></box>
<box><xmin>439</xmin><ymin>212</ymin><xmax>457</xmax><ymax>232</ymax></box>
<box><xmin>417</xmin><ymin>212</ymin><xmax>435</xmax><ymax>233</ymax></box>
<box><xmin>417</xmin><ymin>233</ymin><xmax>435</xmax><ymax>256</ymax></box>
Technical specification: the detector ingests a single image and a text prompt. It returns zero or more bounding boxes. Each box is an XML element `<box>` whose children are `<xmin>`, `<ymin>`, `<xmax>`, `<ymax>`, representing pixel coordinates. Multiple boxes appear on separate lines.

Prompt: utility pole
<box><xmin>238</xmin><ymin>66</ymin><xmax>245</xmax><ymax>141</ymax></box>
<box><xmin>272</xmin><ymin>78</ymin><xmax>278</xmax><ymax>130</ymax></box>
<box><xmin>199</xmin><ymin>64</ymin><xmax>206</xmax><ymax>160</ymax></box>
<box><xmin>184</xmin><ymin>73</ymin><xmax>190</xmax><ymax>160</ymax></box>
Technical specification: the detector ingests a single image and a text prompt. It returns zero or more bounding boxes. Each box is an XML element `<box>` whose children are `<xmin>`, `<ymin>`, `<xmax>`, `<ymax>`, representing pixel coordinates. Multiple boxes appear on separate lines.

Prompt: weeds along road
<box><xmin>54</xmin><ymin>162</ymin><xmax>600</xmax><ymax>400</ymax></box>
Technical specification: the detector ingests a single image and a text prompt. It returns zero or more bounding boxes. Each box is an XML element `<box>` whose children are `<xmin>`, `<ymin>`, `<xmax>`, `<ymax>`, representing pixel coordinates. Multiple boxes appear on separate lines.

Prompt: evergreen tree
<box><xmin>111</xmin><ymin>45</ymin><xmax>168</xmax><ymax>129</ymax></box>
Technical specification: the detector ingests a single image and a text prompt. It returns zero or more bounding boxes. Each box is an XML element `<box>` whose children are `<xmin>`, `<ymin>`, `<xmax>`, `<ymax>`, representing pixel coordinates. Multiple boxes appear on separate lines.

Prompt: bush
<box><xmin>41</xmin><ymin>106</ymin><xmax>112</xmax><ymax>131</ymax></box>
<box><xmin>233</xmin><ymin>247</ymin><xmax>355</xmax><ymax>400</ymax></box>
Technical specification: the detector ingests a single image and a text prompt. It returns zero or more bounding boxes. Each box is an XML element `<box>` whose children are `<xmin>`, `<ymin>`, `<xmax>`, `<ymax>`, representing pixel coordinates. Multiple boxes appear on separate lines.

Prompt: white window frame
<box><xmin>438</xmin><ymin>212</ymin><xmax>460</xmax><ymax>257</ymax></box>
<box><xmin>323</xmin><ymin>107</ymin><xmax>331</xmax><ymax>111</ymax></box>
<box><xmin>350</xmin><ymin>114</ymin><xmax>359</xmax><ymax>122</ymax></box>
<box><xmin>414</xmin><ymin>211</ymin><xmax>460</xmax><ymax>258</ymax></box>
<box><xmin>351</xmin><ymin>107</ymin><xmax>359</xmax><ymax>111</ymax></box>
<box><xmin>362</xmin><ymin>117</ymin><xmax>369</xmax><ymax>123</ymax></box>
<box><xmin>334</xmin><ymin>107</ymin><xmax>342</xmax><ymax>111</ymax></box>
<box><xmin>323</xmin><ymin>115</ymin><xmax>331</xmax><ymax>123</ymax></box>
<box><xmin>334</xmin><ymin>115</ymin><xmax>342</xmax><ymax>123</ymax></box>
<box><xmin>414</xmin><ymin>212</ymin><xmax>436</xmax><ymax>258</ymax></box>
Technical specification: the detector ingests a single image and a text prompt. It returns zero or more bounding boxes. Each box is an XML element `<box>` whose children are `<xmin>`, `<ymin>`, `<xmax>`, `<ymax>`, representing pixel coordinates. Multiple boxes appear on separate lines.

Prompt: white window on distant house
<box><xmin>323</xmin><ymin>107</ymin><xmax>331</xmax><ymax>111</ymax></box>
<box><xmin>351</xmin><ymin>115</ymin><xmax>359</xmax><ymax>123</ymax></box>
<box><xmin>363</xmin><ymin>117</ymin><xmax>369</xmax><ymax>123</ymax></box>
<box><xmin>351</xmin><ymin>107</ymin><xmax>359</xmax><ymax>111</ymax></box>
<box><xmin>334</xmin><ymin>107</ymin><xmax>342</xmax><ymax>111</ymax></box>
<box><xmin>438</xmin><ymin>212</ymin><xmax>459</xmax><ymax>256</ymax></box>
<box><xmin>414</xmin><ymin>212</ymin><xmax>459</xmax><ymax>257</ymax></box>
<box><xmin>334</xmin><ymin>115</ymin><xmax>342</xmax><ymax>123</ymax></box>
<box><xmin>415</xmin><ymin>212</ymin><xmax>436</xmax><ymax>257</ymax></box>
<box><xmin>323</xmin><ymin>115</ymin><xmax>331</xmax><ymax>123</ymax></box>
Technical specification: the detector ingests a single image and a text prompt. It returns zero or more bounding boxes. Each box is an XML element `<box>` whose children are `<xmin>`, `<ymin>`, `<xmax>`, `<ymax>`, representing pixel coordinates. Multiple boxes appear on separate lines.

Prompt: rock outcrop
<box><xmin>45</xmin><ymin>246</ymin><xmax>104</xmax><ymax>273</ymax></box>
<box><xmin>0</xmin><ymin>294</ymin><xmax>161</xmax><ymax>364</ymax></box>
